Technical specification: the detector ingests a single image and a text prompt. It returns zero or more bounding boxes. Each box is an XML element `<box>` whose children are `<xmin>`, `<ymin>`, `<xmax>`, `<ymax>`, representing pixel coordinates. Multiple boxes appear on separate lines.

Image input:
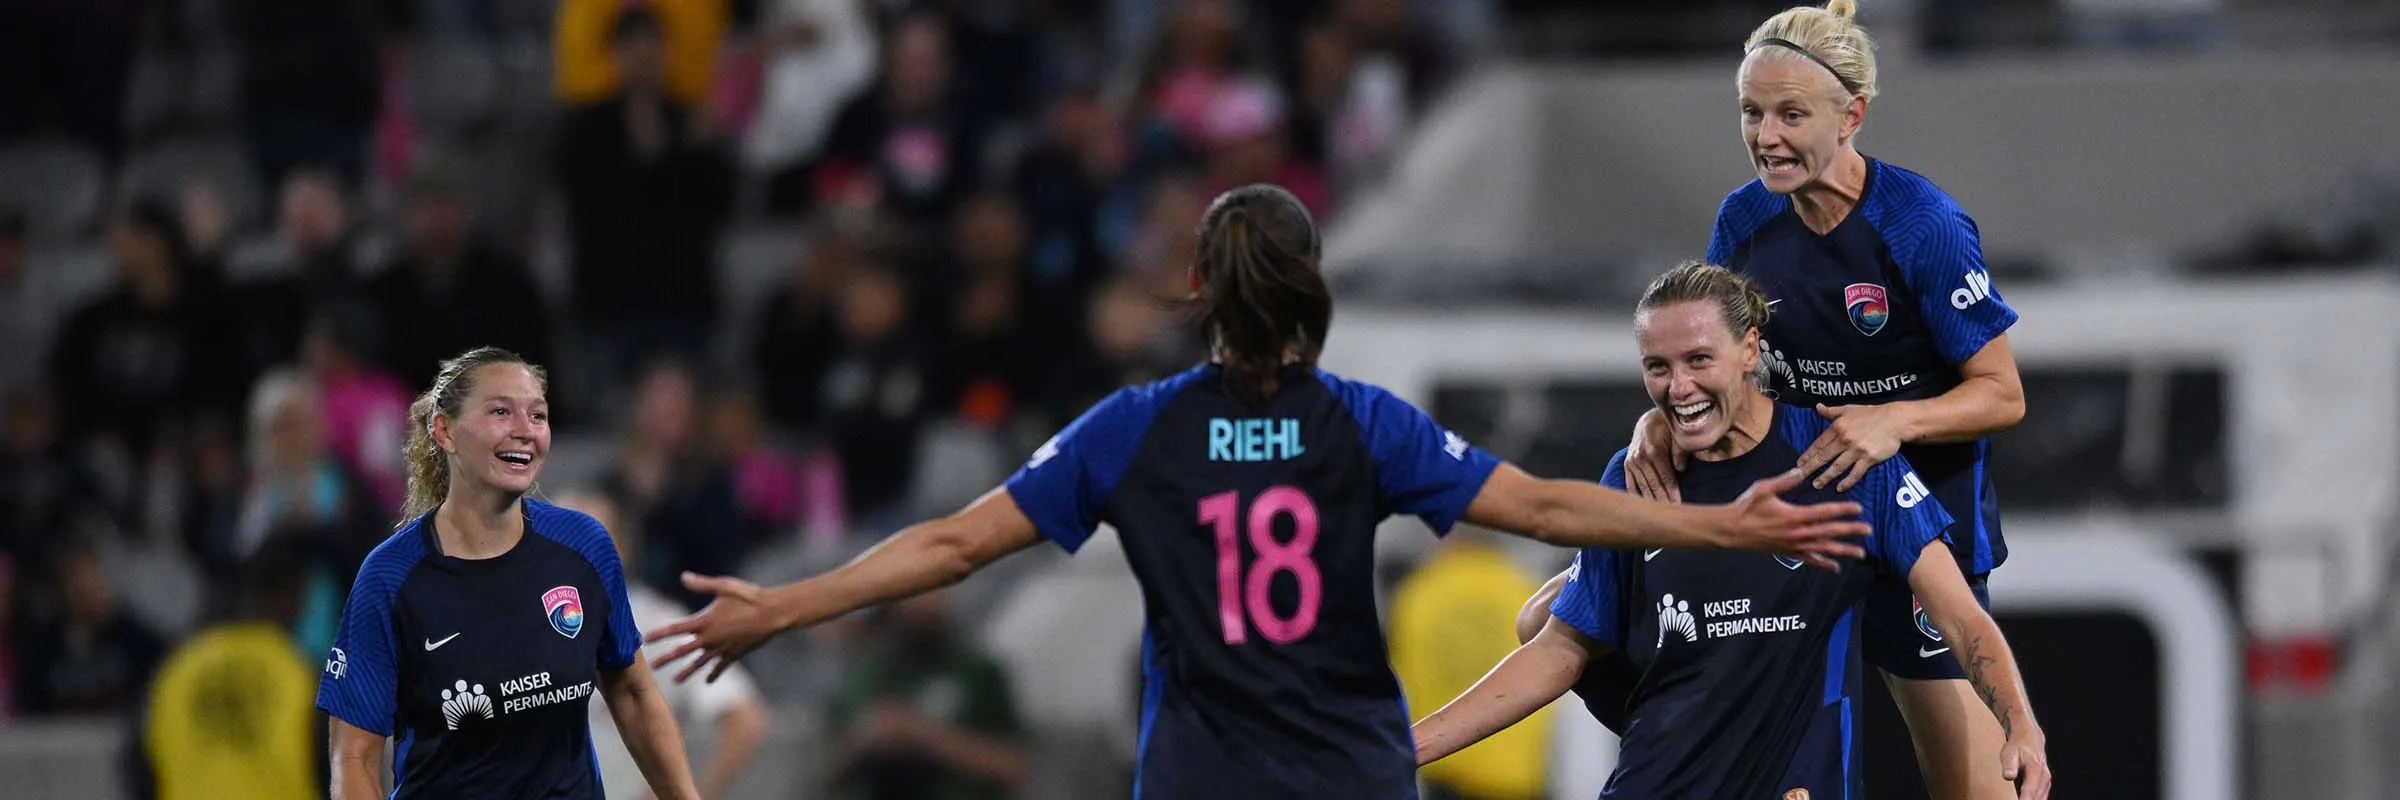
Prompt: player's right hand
<box><xmin>2000</xmin><ymin>730</ymin><xmax>2052</xmax><ymax>800</ymax></box>
<box><xmin>1724</xmin><ymin>470</ymin><xmax>1868</xmax><ymax>570</ymax></box>
<box><xmin>1624</xmin><ymin>408</ymin><xmax>1686</xmax><ymax>503</ymax></box>
<box><xmin>648</xmin><ymin>572</ymin><xmax>781</xmax><ymax>684</ymax></box>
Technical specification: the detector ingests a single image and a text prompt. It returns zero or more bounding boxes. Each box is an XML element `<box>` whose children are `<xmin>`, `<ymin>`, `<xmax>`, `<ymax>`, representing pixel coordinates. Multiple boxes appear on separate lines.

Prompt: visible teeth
<box><xmin>499</xmin><ymin>452</ymin><xmax>532</xmax><ymax>464</ymax></box>
<box><xmin>1675</xmin><ymin>402</ymin><xmax>1712</xmax><ymax>417</ymax></box>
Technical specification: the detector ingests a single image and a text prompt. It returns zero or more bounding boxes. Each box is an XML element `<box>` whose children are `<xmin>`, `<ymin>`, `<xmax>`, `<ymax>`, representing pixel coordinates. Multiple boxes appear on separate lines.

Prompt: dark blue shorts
<box><xmin>1863</xmin><ymin>571</ymin><xmax>1992</xmax><ymax>681</ymax></box>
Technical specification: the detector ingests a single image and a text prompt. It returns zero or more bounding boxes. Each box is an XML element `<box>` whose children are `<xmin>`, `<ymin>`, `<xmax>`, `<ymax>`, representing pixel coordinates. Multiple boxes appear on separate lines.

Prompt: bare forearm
<box><xmin>605</xmin><ymin>678</ymin><xmax>701</xmax><ymax>800</ymax></box>
<box><xmin>1945</xmin><ymin>616</ymin><xmax>2039</xmax><ymax>741</ymax></box>
<box><xmin>768</xmin><ymin>519</ymin><xmax>985</xmax><ymax>628</ymax></box>
<box><xmin>331</xmin><ymin>754</ymin><xmax>383</xmax><ymax>800</ymax></box>
<box><xmin>1413</xmin><ymin>637</ymin><xmax>1586</xmax><ymax>764</ymax></box>
<box><xmin>1483</xmin><ymin>477</ymin><xmax>1729</xmax><ymax>550</ymax></box>
<box><xmin>1897</xmin><ymin>372</ymin><xmax>2023</xmax><ymax>444</ymax></box>
<box><xmin>915</xmin><ymin>723</ymin><xmax>1029</xmax><ymax>788</ymax></box>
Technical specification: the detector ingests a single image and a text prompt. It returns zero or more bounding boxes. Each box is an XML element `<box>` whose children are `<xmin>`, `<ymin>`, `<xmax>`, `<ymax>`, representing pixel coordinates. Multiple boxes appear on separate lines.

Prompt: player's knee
<box><xmin>1517</xmin><ymin>572</ymin><xmax>1571</xmax><ymax>645</ymax></box>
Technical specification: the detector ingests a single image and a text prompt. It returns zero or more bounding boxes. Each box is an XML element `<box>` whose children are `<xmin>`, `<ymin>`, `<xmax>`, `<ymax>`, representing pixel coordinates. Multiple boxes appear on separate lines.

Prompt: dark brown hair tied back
<box><xmin>1193</xmin><ymin>184</ymin><xmax>1331</xmax><ymax>404</ymax></box>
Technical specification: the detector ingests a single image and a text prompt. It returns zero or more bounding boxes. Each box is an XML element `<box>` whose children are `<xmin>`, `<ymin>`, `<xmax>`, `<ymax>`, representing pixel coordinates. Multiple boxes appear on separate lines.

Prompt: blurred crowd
<box><xmin>0</xmin><ymin>0</ymin><xmax>1487</xmax><ymax>796</ymax></box>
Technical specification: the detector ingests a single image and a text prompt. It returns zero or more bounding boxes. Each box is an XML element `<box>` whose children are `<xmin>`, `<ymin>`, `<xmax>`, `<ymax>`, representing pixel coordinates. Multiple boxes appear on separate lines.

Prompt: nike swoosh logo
<box><xmin>1643</xmin><ymin>548</ymin><xmax>1663</xmax><ymax>561</ymax></box>
<box><xmin>425</xmin><ymin>633</ymin><xmax>462</xmax><ymax>651</ymax></box>
<box><xmin>1918</xmin><ymin>646</ymin><xmax>1950</xmax><ymax>658</ymax></box>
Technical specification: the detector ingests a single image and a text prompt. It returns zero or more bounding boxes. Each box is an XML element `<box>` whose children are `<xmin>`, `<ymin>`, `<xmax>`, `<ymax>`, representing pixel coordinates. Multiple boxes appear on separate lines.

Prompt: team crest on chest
<box><xmin>1843</xmin><ymin>283</ymin><xmax>1889</xmax><ymax>336</ymax></box>
<box><xmin>543</xmin><ymin>586</ymin><xmax>585</xmax><ymax>639</ymax></box>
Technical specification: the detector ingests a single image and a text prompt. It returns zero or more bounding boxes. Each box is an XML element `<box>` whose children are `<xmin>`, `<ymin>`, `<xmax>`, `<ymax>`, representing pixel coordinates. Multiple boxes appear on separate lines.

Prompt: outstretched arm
<box><xmin>650</xmin><ymin>488</ymin><xmax>1044</xmax><ymax>681</ymax></box>
<box><xmin>1908</xmin><ymin>545</ymin><xmax>2051</xmax><ymax>799</ymax></box>
<box><xmin>1414</xmin><ymin>617</ymin><xmax>1597</xmax><ymax>765</ymax></box>
<box><xmin>1461</xmin><ymin>464</ymin><xmax>1869</xmax><ymax>569</ymax></box>
<box><xmin>328</xmin><ymin>718</ymin><xmax>386</xmax><ymax>800</ymax></box>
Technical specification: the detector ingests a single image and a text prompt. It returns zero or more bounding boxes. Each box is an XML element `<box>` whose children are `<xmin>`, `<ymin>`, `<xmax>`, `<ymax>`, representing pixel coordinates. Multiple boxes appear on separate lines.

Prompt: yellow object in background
<box><xmin>1391</xmin><ymin>540</ymin><xmax>1553</xmax><ymax>800</ymax></box>
<box><xmin>555</xmin><ymin>0</ymin><xmax>728</xmax><ymax>106</ymax></box>
<box><xmin>146</xmin><ymin>622</ymin><xmax>319</xmax><ymax>800</ymax></box>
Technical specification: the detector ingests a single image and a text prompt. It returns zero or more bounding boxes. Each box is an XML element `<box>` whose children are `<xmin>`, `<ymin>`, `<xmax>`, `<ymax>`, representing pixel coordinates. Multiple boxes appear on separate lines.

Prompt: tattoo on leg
<box><xmin>1962</xmin><ymin>635</ymin><xmax>2012</xmax><ymax>741</ymax></box>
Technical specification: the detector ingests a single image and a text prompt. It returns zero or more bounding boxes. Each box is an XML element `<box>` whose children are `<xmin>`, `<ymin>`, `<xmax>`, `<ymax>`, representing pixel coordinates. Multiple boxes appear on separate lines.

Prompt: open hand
<box><xmin>1797</xmin><ymin>403</ymin><xmax>1908</xmax><ymax>491</ymax></box>
<box><xmin>1723</xmin><ymin>470</ymin><xmax>1870</xmax><ymax>570</ymax></box>
<box><xmin>647</xmin><ymin>572</ymin><xmax>781</xmax><ymax>684</ymax></box>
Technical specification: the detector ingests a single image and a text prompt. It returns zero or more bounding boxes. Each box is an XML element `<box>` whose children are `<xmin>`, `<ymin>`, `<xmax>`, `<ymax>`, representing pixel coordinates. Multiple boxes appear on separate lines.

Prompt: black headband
<box><xmin>1751</xmin><ymin>37</ymin><xmax>1857</xmax><ymax>94</ymax></box>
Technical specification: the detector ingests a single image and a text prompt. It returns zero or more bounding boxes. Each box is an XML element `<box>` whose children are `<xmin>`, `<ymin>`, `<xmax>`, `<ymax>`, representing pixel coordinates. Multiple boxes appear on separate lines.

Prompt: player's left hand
<box><xmin>648</xmin><ymin>572</ymin><xmax>780</xmax><ymax>684</ymax></box>
<box><xmin>1798</xmin><ymin>403</ymin><xmax>1908</xmax><ymax>491</ymax></box>
<box><xmin>1999</xmin><ymin>730</ymin><xmax>2051</xmax><ymax>799</ymax></box>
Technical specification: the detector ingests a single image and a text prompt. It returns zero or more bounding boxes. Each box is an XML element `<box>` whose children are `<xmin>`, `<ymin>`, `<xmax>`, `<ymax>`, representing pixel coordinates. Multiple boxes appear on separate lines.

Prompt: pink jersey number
<box><xmin>1201</xmin><ymin>486</ymin><xmax>1324</xmax><ymax>645</ymax></box>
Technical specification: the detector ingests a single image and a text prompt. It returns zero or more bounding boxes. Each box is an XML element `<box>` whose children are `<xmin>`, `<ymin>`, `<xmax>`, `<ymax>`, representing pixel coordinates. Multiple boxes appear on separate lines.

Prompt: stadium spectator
<box><xmin>48</xmin><ymin>198</ymin><xmax>236</xmax><ymax>459</ymax></box>
<box><xmin>555</xmin><ymin>6</ymin><xmax>736</xmax><ymax>401</ymax></box>
<box><xmin>933</xmin><ymin>191</ymin><xmax>1046</xmax><ymax>426</ymax></box>
<box><xmin>703</xmin><ymin>386</ymin><xmax>815</xmax><ymax>548</ymax></box>
<box><xmin>818</xmin><ymin>261</ymin><xmax>938</xmax><ymax>528</ymax></box>
<box><xmin>302</xmin><ymin>316</ymin><xmax>412</xmax><ymax>516</ymax></box>
<box><xmin>371</xmin><ymin>162</ymin><xmax>558</xmax><ymax>393</ymax></box>
<box><xmin>753</xmin><ymin>217</ymin><xmax>867</xmax><ymax>434</ymax></box>
<box><xmin>227</xmin><ymin>170</ymin><xmax>375</xmax><ymax>396</ymax></box>
<box><xmin>231</xmin><ymin>370</ymin><xmax>373</xmax><ymax>659</ymax></box>
<box><xmin>598</xmin><ymin>359</ymin><xmax>746</xmax><ymax>609</ymax></box>
<box><xmin>807</xmin><ymin>11</ymin><xmax>988</xmax><ymax>225</ymax></box>
<box><xmin>745</xmin><ymin>0</ymin><xmax>880</xmax><ymax>211</ymax></box>
<box><xmin>229</xmin><ymin>0</ymin><xmax>384</xmax><ymax>189</ymax></box>
<box><xmin>14</xmin><ymin>539</ymin><xmax>167</xmax><ymax>716</ymax></box>
<box><xmin>826</xmin><ymin>587</ymin><xmax>1028</xmax><ymax>800</ymax></box>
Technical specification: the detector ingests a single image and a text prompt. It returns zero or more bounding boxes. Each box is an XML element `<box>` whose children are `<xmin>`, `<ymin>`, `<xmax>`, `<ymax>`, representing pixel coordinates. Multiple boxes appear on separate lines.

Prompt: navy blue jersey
<box><xmin>1005</xmin><ymin>363</ymin><xmax>1502</xmax><ymax>800</ymax></box>
<box><xmin>1707</xmin><ymin>157</ymin><xmax>2016</xmax><ymax>576</ymax></box>
<box><xmin>317</xmin><ymin>500</ymin><xmax>642</xmax><ymax>799</ymax></box>
<box><xmin>1552</xmin><ymin>404</ymin><xmax>1952</xmax><ymax>800</ymax></box>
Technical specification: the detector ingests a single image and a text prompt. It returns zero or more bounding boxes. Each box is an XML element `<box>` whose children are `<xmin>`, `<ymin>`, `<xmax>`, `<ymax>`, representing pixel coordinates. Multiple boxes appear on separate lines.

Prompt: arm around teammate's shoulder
<box><xmin>1459</xmin><ymin>463</ymin><xmax>1869</xmax><ymax>568</ymax></box>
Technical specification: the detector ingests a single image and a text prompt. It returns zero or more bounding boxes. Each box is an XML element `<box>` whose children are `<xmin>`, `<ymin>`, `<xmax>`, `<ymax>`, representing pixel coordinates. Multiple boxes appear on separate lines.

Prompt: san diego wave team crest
<box><xmin>543</xmin><ymin>585</ymin><xmax>585</xmax><ymax>638</ymax></box>
<box><xmin>1844</xmin><ymin>282</ymin><xmax>1889</xmax><ymax>336</ymax></box>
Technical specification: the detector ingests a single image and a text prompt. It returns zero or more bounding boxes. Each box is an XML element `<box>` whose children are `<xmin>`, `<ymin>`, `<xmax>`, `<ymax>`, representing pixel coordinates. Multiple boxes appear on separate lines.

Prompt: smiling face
<box><xmin>1637</xmin><ymin>300</ymin><xmax>1766</xmax><ymax>459</ymax></box>
<box><xmin>431</xmin><ymin>363</ymin><xmax>550</xmax><ymax>499</ymax></box>
<box><xmin>1737</xmin><ymin>50</ymin><xmax>1864</xmax><ymax>195</ymax></box>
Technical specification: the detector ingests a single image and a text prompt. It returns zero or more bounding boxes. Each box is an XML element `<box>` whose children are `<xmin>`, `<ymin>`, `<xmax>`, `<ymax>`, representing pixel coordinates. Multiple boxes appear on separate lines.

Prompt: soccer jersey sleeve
<box><xmin>587</xmin><ymin>525</ymin><xmax>643</xmax><ymax>671</ymax></box>
<box><xmin>1005</xmin><ymin>387</ymin><xmax>1161</xmax><ymax>554</ymax></box>
<box><xmin>318</xmin><ymin>549</ymin><xmax>407</xmax><ymax>736</ymax></box>
<box><xmin>1848</xmin><ymin>454</ymin><xmax>1955</xmax><ymax>579</ymax></box>
<box><xmin>1324</xmin><ymin>376</ymin><xmax>1503</xmax><ymax>534</ymax></box>
<box><xmin>1877</xmin><ymin>199</ymin><xmax>2019</xmax><ymax>364</ymax></box>
<box><xmin>1548</xmin><ymin>450</ymin><xmax>1632</xmax><ymax>647</ymax></box>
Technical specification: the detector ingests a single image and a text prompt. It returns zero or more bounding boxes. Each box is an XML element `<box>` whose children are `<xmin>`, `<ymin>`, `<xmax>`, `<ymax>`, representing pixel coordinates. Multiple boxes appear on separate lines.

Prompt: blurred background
<box><xmin>0</xmin><ymin>0</ymin><xmax>2396</xmax><ymax>797</ymax></box>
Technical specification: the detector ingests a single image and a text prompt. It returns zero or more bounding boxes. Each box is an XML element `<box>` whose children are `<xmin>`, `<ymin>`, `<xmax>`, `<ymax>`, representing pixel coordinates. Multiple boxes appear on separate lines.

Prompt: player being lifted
<box><xmin>1610</xmin><ymin>1</ymin><xmax>2033</xmax><ymax>795</ymax></box>
<box><xmin>1415</xmin><ymin>263</ymin><xmax>2050</xmax><ymax>799</ymax></box>
<box><xmin>651</xmin><ymin>184</ymin><xmax>1875</xmax><ymax>798</ymax></box>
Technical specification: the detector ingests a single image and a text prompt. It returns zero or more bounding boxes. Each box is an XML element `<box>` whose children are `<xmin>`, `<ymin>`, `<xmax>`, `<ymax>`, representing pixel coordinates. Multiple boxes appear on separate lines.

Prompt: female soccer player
<box><xmin>651</xmin><ymin>183</ymin><xmax>1874</xmax><ymax>799</ymax></box>
<box><xmin>315</xmin><ymin>348</ymin><xmax>702</xmax><ymax>799</ymax></box>
<box><xmin>1421</xmin><ymin>263</ymin><xmax>2049</xmax><ymax>799</ymax></box>
<box><xmin>1613</xmin><ymin>2</ymin><xmax>2031</xmax><ymax>795</ymax></box>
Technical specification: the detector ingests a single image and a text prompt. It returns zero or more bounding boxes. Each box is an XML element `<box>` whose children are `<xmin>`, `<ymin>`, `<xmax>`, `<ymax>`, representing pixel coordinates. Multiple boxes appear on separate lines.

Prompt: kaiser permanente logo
<box><xmin>1657</xmin><ymin>595</ymin><xmax>1811</xmax><ymax>647</ymax></box>
<box><xmin>437</xmin><ymin>671</ymin><xmax>596</xmax><ymax>730</ymax></box>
